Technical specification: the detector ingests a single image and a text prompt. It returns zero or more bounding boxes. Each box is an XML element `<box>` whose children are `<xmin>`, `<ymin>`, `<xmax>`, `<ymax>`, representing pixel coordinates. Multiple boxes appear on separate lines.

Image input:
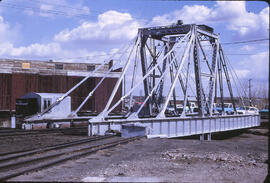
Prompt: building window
<box><xmin>22</xmin><ymin>62</ymin><xmax>30</xmax><ymax>69</ymax></box>
<box><xmin>48</xmin><ymin>100</ymin><xmax>51</xmax><ymax>107</ymax></box>
<box><xmin>55</xmin><ymin>64</ymin><xmax>63</xmax><ymax>70</ymax></box>
<box><xmin>43</xmin><ymin>100</ymin><xmax>47</xmax><ymax>110</ymax></box>
<box><xmin>43</xmin><ymin>99</ymin><xmax>52</xmax><ymax>112</ymax></box>
<box><xmin>87</xmin><ymin>65</ymin><xmax>95</xmax><ymax>71</ymax></box>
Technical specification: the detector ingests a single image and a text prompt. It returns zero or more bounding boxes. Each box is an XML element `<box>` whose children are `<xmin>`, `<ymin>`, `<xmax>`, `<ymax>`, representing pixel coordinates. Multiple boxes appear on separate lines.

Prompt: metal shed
<box><xmin>17</xmin><ymin>92</ymin><xmax>71</xmax><ymax>118</ymax></box>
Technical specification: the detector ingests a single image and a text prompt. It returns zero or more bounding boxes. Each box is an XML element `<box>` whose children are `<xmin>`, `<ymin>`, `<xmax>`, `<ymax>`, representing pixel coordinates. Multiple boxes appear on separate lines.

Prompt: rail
<box><xmin>0</xmin><ymin>135</ymin><xmax>143</xmax><ymax>181</ymax></box>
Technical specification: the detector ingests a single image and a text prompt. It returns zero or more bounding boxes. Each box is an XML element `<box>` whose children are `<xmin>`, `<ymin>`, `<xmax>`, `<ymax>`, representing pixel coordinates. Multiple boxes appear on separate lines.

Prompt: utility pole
<box><xmin>249</xmin><ymin>79</ymin><xmax>252</xmax><ymax>106</ymax></box>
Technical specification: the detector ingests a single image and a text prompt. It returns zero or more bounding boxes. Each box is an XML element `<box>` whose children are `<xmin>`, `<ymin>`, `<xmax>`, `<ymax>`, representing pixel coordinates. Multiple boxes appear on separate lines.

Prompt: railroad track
<box><xmin>0</xmin><ymin>127</ymin><xmax>87</xmax><ymax>137</ymax></box>
<box><xmin>0</xmin><ymin>135</ymin><xmax>143</xmax><ymax>181</ymax></box>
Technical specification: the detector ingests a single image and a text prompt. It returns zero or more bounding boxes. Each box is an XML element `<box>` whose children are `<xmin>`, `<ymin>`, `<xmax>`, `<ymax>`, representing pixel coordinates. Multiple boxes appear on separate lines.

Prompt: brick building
<box><xmin>0</xmin><ymin>59</ymin><xmax>122</xmax><ymax>117</ymax></box>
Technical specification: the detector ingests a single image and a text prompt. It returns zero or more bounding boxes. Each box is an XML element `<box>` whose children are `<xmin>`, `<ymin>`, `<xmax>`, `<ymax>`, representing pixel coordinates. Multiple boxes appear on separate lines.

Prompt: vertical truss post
<box><xmin>97</xmin><ymin>36</ymin><xmax>139</xmax><ymax>120</ymax></box>
<box><xmin>168</xmin><ymin>43</ymin><xmax>177</xmax><ymax>112</ymax></box>
<box><xmin>214</xmin><ymin>77</ymin><xmax>217</xmax><ymax>104</ymax></box>
<box><xmin>181</xmin><ymin>48</ymin><xmax>192</xmax><ymax>117</ymax></box>
<box><xmin>219</xmin><ymin>46</ymin><xmax>237</xmax><ymax>113</ymax></box>
<box><xmin>184</xmin><ymin>41</ymin><xmax>194</xmax><ymax>114</ymax></box>
<box><xmin>128</xmin><ymin>46</ymin><xmax>139</xmax><ymax>111</ymax></box>
<box><xmin>157</xmin><ymin>44</ymin><xmax>168</xmax><ymax>107</ymax></box>
<box><xmin>158</xmin><ymin>30</ymin><xmax>194</xmax><ymax>117</ymax></box>
<box><xmin>207</xmin><ymin>37</ymin><xmax>220</xmax><ymax>116</ymax></box>
<box><xmin>218</xmin><ymin>54</ymin><xmax>225</xmax><ymax>113</ymax></box>
<box><xmin>152</xmin><ymin>39</ymin><xmax>157</xmax><ymax>88</ymax></box>
<box><xmin>139</xmin><ymin>32</ymin><xmax>152</xmax><ymax>116</ymax></box>
<box><xmin>171</xmin><ymin>52</ymin><xmax>191</xmax><ymax>112</ymax></box>
<box><xmin>169</xmin><ymin>52</ymin><xmax>177</xmax><ymax>112</ymax></box>
<box><xmin>193</xmin><ymin>27</ymin><xmax>204</xmax><ymax>117</ymax></box>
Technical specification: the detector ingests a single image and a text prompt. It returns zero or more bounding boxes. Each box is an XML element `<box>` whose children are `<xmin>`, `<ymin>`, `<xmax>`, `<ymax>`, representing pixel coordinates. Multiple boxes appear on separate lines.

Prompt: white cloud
<box><xmin>237</xmin><ymin>51</ymin><xmax>269</xmax><ymax>80</ymax></box>
<box><xmin>248</xmin><ymin>52</ymin><xmax>269</xmax><ymax>79</ymax></box>
<box><xmin>21</xmin><ymin>0</ymin><xmax>90</xmax><ymax>18</ymax></box>
<box><xmin>240</xmin><ymin>45</ymin><xmax>255</xmax><ymax>51</ymax></box>
<box><xmin>0</xmin><ymin>3</ymin><xmax>268</xmax><ymax>86</ymax></box>
<box><xmin>225</xmin><ymin>5</ymin><xmax>268</xmax><ymax>38</ymax></box>
<box><xmin>0</xmin><ymin>13</ymin><xmax>128</xmax><ymax>63</ymax></box>
<box><xmin>0</xmin><ymin>43</ymin><xmax>61</xmax><ymax>57</ymax></box>
<box><xmin>210</xmin><ymin>1</ymin><xmax>246</xmax><ymax>21</ymax></box>
<box><xmin>233</xmin><ymin>69</ymin><xmax>250</xmax><ymax>78</ymax></box>
<box><xmin>0</xmin><ymin>40</ymin><xmax>121</xmax><ymax>64</ymax></box>
<box><xmin>150</xmin><ymin>2</ymin><xmax>269</xmax><ymax>39</ymax></box>
<box><xmin>233</xmin><ymin>51</ymin><xmax>269</xmax><ymax>92</ymax></box>
<box><xmin>98</xmin><ymin>11</ymin><xmax>132</xmax><ymax>26</ymax></box>
<box><xmin>0</xmin><ymin>17</ymin><xmax>9</xmax><ymax>42</ymax></box>
<box><xmin>54</xmin><ymin>11</ymin><xmax>140</xmax><ymax>43</ymax></box>
<box><xmin>0</xmin><ymin>16</ymin><xmax>22</xmax><ymax>48</ymax></box>
<box><xmin>150</xmin><ymin>5</ymin><xmax>211</xmax><ymax>26</ymax></box>
<box><xmin>39</xmin><ymin>4</ymin><xmax>54</xmax><ymax>17</ymax></box>
<box><xmin>23</xmin><ymin>9</ymin><xmax>35</xmax><ymax>16</ymax></box>
<box><xmin>0</xmin><ymin>14</ymin><xmax>110</xmax><ymax>62</ymax></box>
<box><xmin>0</xmin><ymin>10</ymin><xmax>139</xmax><ymax>62</ymax></box>
<box><xmin>0</xmin><ymin>15</ymin><xmax>60</xmax><ymax>58</ymax></box>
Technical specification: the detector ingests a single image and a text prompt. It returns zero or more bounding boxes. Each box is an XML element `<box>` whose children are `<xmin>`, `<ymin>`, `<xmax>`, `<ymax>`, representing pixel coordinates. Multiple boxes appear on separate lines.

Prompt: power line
<box><xmin>4</xmin><ymin>0</ymin><xmax>91</xmax><ymax>13</ymax></box>
<box><xmin>196</xmin><ymin>38</ymin><xmax>269</xmax><ymax>48</ymax></box>
<box><xmin>28</xmin><ymin>0</ymin><xmax>142</xmax><ymax>19</ymax></box>
<box><xmin>0</xmin><ymin>37</ymin><xmax>138</xmax><ymax>62</ymax></box>
<box><xmin>0</xmin><ymin>2</ymin><xmax>94</xmax><ymax>19</ymax></box>
<box><xmin>28</xmin><ymin>0</ymin><xmax>90</xmax><ymax>12</ymax></box>
<box><xmin>27</xmin><ymin>0</ymin><xmax>104</xmax><ymax>15</ymax></box>
<box><xmin>0</xmin><ymin>1</ymin><xmax>142</xmax><ymax>20</ymax></box>
<box><xmin>0</xmin><ymin>45</ymin><xmax>267</xmax><ymax>63</ymax></box>
<box><xmin>225</xmin><ymin>53</ymin><xmax>267</xmax><ymax>55</ymax></box>
<box><xmin>0</xmin><ymin>51</ymin><xmax>128</xmax><ymax>62</ymax></box>
<box><xmin>0</xmin><ymin>29</ymin><xmax>267</xmax><ymax>61</ymax></box>
<box><xmin>53</xmin><ymin>52</ymin><xmax>129</xmax><ymax>61</ymax></box>
<box><xmin>221</xmin><ymin>38</ymin><xmax>269</xmax><ymax>45</ymax></box>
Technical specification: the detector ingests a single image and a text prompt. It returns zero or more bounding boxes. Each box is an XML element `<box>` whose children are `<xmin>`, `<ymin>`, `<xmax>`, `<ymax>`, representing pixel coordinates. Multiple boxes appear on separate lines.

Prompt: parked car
<box><xmin>165</xmin><ymin>106</ymin><xmax>176</xmax><ymax>115</ymax></box>
<box><xmin>259</xmin><ymin>105</ymin><xmax>269</xmax><ymax>119</ymax></box>
<box><xmin>236</xmin><ymin>106</ymin><xmax>259</xmax><ymax>115</ymax></box>
<box><xmin>191</xmin><ymin>106</ymin><xmax>219</xmax><ymax>115</ymax></box>
<box><xmin>236</xmin><ymin>106</ymin><xmax>246</xmax><ymax>114</ymax></box>
<box><xmin>247</xmin><ymin>107</ymin><xmax>259</xmax><ymax>114</ymax></box>
<box><xmin>188</xmin><ymin>102</ymin><xmax>197</xmax><ymax>113</ymax></box>
<box><xmin>176</xmin><ymin>105</ymin><xmax>185</xmax><ymax>114</ymax></box>
<box><xmin>175</xmin><ymin>102</ymin><xmax>197</xmax><ymax>114</ymax></box>
<box><xmin>215</xmin><ymin>103</ymin><xmax>235</xmax><ymax>115</ymax></box>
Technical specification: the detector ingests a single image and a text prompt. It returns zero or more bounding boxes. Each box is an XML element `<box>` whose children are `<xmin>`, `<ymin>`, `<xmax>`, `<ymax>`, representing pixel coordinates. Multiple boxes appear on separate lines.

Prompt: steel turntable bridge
<box><xmin>25</xmin><ymin>21</ymin><xmax>260</xmax><ymax>138</ymax></box>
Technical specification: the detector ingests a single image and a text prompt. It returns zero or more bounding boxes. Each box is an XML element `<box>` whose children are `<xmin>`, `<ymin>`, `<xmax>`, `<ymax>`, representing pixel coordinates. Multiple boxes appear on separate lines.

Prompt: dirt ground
<box><xmin>0</xmin><ymin>133</ymin><xmax>88</xmax><ymax>154</ymax></box>
<box><xmin>5</xmin><ymin>126</ymin><xmax>268</xmax><ymax>183</ymax></box>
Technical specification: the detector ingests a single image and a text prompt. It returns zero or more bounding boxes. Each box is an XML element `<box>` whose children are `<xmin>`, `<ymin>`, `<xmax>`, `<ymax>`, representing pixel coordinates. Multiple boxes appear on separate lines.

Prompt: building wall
<box><xmin>94</xmin><ymin>77</ymin><xmax>122</xmax><ymax>113</ymax></box>
<box><xmin>0</xmin><ymin>73</ymin><xmax>121</xmax><ymax>113</ymax></box>
<box><xmin>0</xmin><ymin>73</ymin><xmax>12</xmax><ymax>111</ymax></box>
<box><xmin>67</xmin><ymin>76</ymin><xmax>95</xmax><ymax>112</ymax></box>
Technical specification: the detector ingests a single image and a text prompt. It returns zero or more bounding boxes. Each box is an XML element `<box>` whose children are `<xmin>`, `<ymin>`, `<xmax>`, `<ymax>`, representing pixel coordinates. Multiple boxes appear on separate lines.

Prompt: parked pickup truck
<box><xmin>215</xmin><ymin>103</ymin><xmax>235</xmax><ymax>115</ymax></box>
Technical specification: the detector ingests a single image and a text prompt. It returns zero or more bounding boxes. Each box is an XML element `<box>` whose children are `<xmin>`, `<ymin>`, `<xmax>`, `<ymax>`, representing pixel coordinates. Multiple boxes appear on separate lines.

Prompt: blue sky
<box><xmin>0</xmin><ymin>0</ymin><xmax>269</xmax><ymax>96</ymax></box>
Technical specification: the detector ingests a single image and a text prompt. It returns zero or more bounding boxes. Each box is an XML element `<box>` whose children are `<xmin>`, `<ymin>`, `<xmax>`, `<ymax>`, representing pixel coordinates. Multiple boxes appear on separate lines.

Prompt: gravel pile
<box><xmin>161</xmin><ymin>148</ymin><xmax>267</xmax><ymax>166</ymax></box>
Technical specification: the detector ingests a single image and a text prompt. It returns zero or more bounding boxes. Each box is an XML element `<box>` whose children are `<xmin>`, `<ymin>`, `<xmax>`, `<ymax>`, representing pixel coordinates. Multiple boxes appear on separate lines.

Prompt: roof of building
<box><xmin>0</xmin><ymin>59</ymin><xmax>121</xmax><ymax>78</ymax></box>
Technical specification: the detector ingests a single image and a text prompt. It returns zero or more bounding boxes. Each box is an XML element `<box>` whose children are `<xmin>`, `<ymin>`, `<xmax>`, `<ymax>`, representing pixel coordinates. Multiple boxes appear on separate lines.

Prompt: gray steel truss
<box><xmin>88</xmin><ymin>115</ymin><xmax>260</xmax><ymax>138</ymax></box>
<box><xmin>23</xmin><ymin>21</ymin><xmax>260</xmax><ymax>139</ymax></box>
